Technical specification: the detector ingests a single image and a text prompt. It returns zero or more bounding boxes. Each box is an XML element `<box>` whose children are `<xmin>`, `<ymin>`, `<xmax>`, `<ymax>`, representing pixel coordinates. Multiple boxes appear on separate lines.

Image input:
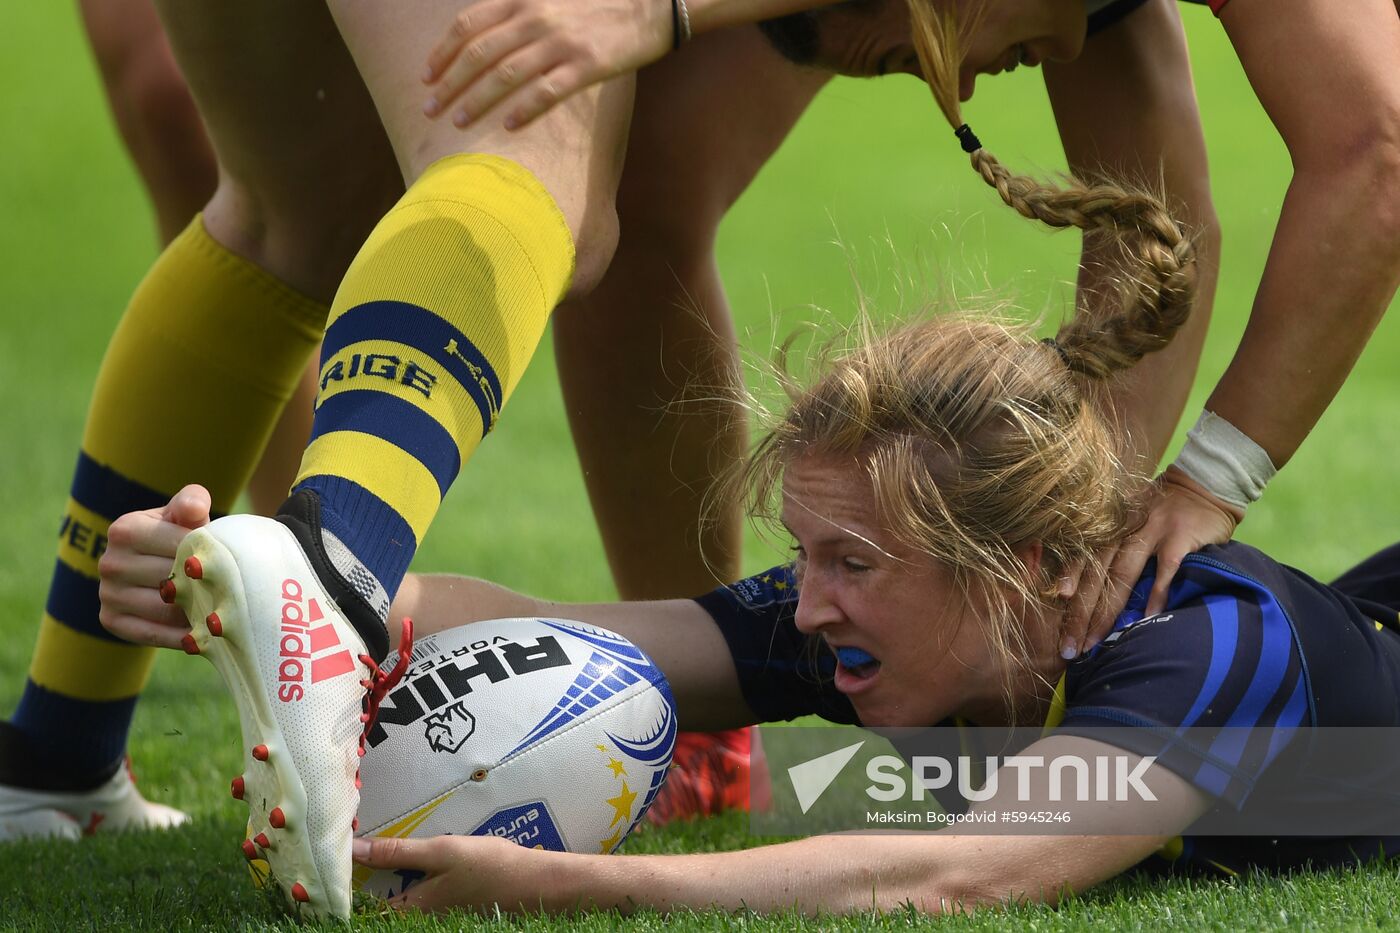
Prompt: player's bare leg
<box><xmin>36</xmin><ymin>0</ymin><xmax>405</xmax><ymax>912</ymax></box>
<box><xmin>325</xmin><ymin>0</ymin><xmax>633</xmax><ymax>295</ymax></box>
<box><xmin>556</xmin><ymin>25</ymin><xmax>825</xmax><ymax>600</ymax></box>
<box><xmin>77</xmin><ymin>0</ymin><xmax>215</xmax><ymax>245</ymax></box>
<box><xmin>78</xmin><ymin>0</ymin><xmax>319</xmax><ymax>521</ymax></box>
<box><xmin>148</xmin><ymin>0</ymin><xmax>635</xmax><ymax>916</ymax></box>
<box><xmin>0</xmin><ymin>0</ymin><xmax>398</xmax><ymax>849</ymax></box>
<box><xmin>554</xmin><ymin>25</ymin><xmax>826</xmax><ymax>824</ymax></box>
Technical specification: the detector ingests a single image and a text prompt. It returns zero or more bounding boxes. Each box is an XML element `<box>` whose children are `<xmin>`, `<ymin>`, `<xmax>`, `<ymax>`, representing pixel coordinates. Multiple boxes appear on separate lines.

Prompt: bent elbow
<box><xmin>1353</xmin><ymin>129</ymin><xmax>1400</xmax><ymax>241</ymax></box>
<box><xmin>1296</xmin><ymin>120</ymin><xmax>1400</xmax><ymax>249</ymax></box>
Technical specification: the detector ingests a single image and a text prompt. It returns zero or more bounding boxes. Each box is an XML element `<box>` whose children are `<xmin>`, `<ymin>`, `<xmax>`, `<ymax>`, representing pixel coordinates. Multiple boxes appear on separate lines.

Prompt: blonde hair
<box><xmin>905</xmin><ymin>0</ymin><xmax>1196</xmax><ymax>377</ymax></box>
<box><xmin>742</xmin><ymin>2</ymin><xmax>1199</xmax><ymax>706</ymax></box>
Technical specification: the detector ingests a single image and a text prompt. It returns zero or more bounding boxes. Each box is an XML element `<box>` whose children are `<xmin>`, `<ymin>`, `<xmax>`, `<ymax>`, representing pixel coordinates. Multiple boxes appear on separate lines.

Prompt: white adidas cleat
<box><xmin>0</xmin><ymin>761</ymin><xmax>188</xmax><ymax>842</ymax></box>
<box><xmin>165</xmin><ymin>513</ymin><xmax>407</xmax><ymax>919</ymax></box>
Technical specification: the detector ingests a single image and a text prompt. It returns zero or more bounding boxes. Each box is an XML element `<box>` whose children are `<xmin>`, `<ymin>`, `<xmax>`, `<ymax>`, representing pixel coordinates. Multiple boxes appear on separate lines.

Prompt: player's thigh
<box><xmin>78</xmin><ymin>0</ymin><xmax>215</xmax><ymax>235</ymax></box>
<box><xmin>78</xmin><ymin>0</ymin><xmax>174</xmax><ymax>96</ymax></box>
<box><xmin>150</xmin><ymin>0</ymin><xmax>402</xmax><ymax>295</ymax></box>
<box><xmin>324</xmin><ymin>0</ymin><xmax>634</xmax><ymax>287</ymax></box>
<box><xmin>618</xmin><ymin>24</ymin><xmax>829</xmax><ymax>233</ymax></box>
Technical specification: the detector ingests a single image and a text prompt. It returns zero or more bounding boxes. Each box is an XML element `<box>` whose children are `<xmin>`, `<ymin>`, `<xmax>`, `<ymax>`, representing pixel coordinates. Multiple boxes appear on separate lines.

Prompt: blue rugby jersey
<box><xmin>694</xmin><ymin>541</ymin><xmax>1400</xmax><ymax>872</ymax></box>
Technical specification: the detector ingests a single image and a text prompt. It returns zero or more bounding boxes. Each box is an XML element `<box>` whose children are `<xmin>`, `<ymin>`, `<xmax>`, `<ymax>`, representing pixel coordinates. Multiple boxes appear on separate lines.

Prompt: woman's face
<box><xmin>796</xmin><ymin>0</ymin><xmax>1086</xmax><ymax>99</ymax></box>
<box><xmin>956</xmin><ymin>0</ymin><xmax>1087</xmax><ymax>100</ymax></box>
<box><xmin>782</xmin><ymin>453</ymin><xmax>1007</xmax><ymax>727</ymax></box>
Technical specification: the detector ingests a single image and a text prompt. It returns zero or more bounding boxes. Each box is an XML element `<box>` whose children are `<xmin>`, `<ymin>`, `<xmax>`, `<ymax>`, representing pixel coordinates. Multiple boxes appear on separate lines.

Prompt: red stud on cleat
<box><xmin>230</xmin><ymin>776</ymin><xmax>245</xmax><ymax>800</ymax></box>
<box><xmin>242</xmin><ymin>840</ymin><xmax>257</xmax><ymax>860</ymax></box>
<box><xmin>159</xmin><ymin>579</ymin><xmax>176</xmax><ymax>604</ymax></box>
<box><xmin>184</xmin><ymin>556</ymin><xmax>203</xmax><ymax>579</ymax></box>
<box><xmin>351</xmin><ymin>818</ymin><xmax>359</xmax><ymax>831</ymax></box>
<box><xmin>254</xmin><ymin>832</ymin><xmax>271</xmax><ymax>849</ymax></box>
<box><xmin>269</xmin><ymin>807</ymin><xmax>286</xmax><ymax>829</ymax></box>
<box><xmin>290</xmin><ymin>883</ymin><xmax>310</xmax><ymax>903</ymax></box>
<box><xmin>180</xmin><ymin>634</ymin><xmax>200</xmax><ymax>655</ymax></box>
<box><xmin>206</xmin><ymin>612</ymin><xmax>223</xmax><ymax>636</ymax></box>
<box><xmin>251</xmin><ymin>744</ymin><xmax>269</xmax><ymax>761</ymax></box>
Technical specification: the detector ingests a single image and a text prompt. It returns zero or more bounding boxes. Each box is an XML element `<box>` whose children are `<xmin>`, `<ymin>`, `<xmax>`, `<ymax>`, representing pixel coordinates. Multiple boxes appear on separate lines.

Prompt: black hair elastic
<box><xmin>1042</xmin><ymin>336</ymin><xmax>1071</xmax><ymax>366</ymax></box>
<box><xmin>954</xmin><ymin>123</ymin><xmax>982</xmax><ymax>153</ymax></box>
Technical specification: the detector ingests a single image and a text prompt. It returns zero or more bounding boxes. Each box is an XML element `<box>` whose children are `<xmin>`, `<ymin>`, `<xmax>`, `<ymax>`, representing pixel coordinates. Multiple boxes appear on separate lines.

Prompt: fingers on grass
<box><xmin>355</xmin><ymin>835</ymin><xmax>446</xmax><ymax>872</ymax></box>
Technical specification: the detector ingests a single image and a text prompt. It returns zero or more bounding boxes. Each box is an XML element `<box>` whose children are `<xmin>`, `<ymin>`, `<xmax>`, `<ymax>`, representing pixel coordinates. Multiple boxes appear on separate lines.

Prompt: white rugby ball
<box><xmin>351</xmin><ymin>618</ymin><xmax>676</xmax><ymax>899</ymax></box>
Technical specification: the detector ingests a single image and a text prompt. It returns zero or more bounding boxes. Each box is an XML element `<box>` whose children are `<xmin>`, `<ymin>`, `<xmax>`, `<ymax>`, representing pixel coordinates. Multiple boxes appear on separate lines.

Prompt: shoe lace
<box><xmin>355</xmin><ymin>618</ymin><xmax>414</xmax><ymax>778</ymax></box>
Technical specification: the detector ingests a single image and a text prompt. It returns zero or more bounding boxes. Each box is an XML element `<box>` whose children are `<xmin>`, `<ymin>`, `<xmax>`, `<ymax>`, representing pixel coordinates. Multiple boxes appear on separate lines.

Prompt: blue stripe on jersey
<box><xmin>1111</xmin><ymin>571</ymin><xmax>1210</xmax><ymax>639</ymax></box>
<box><xmin>308</xmin><ymin>390</ymin><xmax>461</xmax><ymax>496</ymax></box>
<box><xmin>1188</xmin><ymin>556</ymin><xmax>1317</xmax><ymax>727</ymax></box>
<box><xmin>1194</xmin><ymin>757</ymin><xmax>1233</xmax><ymax>799</ymax></box>
<box><xmin>1225</xmin><ymin>595</ymin><xmax>1294</xmax><ymax>729</ymax></box>
<box><xmin>1182</xmin><ymin>594</ymin><xmax>1240</xmax><ymax>728</ymax></box>
<box><xmin>44</xmin><ymin>559</ymin><xmax>120</xmax><ymax>642</ymax></box>
<box><xmin>1264</xmin><ymin>677</ymin><xmax>1309</xmax><ymax>763</ymax></box>
<box><xmin>321</xmin><ymin>300</ymin><xmax>503</xmax><ymax>439</ymax></box>
<box><xmin>71</xmin><ymin>450</ymin><xmax>170</xmax><ymax>519</ymax></box>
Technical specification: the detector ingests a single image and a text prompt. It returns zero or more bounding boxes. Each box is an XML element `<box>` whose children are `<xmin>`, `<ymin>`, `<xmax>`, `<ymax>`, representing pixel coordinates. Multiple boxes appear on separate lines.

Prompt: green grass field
<box><xmin>4</xmin><ymin>3</ymin><xmax>1400</xmax><ymax>930</ymax></box>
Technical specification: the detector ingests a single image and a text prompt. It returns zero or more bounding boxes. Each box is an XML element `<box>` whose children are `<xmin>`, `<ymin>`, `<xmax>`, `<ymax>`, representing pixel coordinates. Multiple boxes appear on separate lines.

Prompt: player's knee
<box><xmin>203</xmin><ymin>174</ymin><xmax>397</xmax><ymax>302</ymax></box>
<box><xmin>564</xmin><ymin>202</ymin><xmax>620</xmax><ymax>300</ymax></box>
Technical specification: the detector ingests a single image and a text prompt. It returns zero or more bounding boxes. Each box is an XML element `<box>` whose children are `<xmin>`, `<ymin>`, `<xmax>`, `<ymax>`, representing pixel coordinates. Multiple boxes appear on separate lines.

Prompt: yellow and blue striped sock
<box><xmin>9</xmin><ymin>217</ymin><xmax>325</xmax><ymax>779</ymax></box>
<box><xmin>290</xmin><ymin>154</ymin><xmax>573</xmax><ymax>635</ymax></box>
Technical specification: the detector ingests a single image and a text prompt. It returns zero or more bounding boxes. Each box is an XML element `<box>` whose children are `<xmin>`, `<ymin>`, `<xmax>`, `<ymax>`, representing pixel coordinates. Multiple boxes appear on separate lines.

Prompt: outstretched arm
<box><xmin>98</xmin><ymin>485</ymin><xmax>753</xmax><ymax>729</ymax></box>
<box><xmin>355</xmin><ymin>735</ymin><xmax>1210</xmax><ymax>914</ymax></box>
<box><xmin>394</xmin><ymin>572</ymin><xmax>753</xmax><ymax>729</ymax></box>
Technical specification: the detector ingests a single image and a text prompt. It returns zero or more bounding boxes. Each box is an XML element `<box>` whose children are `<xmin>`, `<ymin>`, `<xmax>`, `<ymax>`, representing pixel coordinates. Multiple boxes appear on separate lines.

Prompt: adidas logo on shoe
<box><xmin>277</xmin><ymin>580</ymin><xmax>357</xmax><ymax>702</ymax></box>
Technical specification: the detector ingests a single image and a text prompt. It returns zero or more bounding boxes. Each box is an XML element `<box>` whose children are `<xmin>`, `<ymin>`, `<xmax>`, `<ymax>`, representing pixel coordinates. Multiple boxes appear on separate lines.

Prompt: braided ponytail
<box><xmin>906</xmin><ymin>0</ymin><xmax>1197</xmax><ymax>380</ymax></box>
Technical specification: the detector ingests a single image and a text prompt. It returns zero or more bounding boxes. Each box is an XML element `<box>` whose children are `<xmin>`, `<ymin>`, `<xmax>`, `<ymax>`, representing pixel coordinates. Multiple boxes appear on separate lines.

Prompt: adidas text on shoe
<box><xmin>169</xmin><ymin>514</ymin><xmax>409</xmax><ymax>919</ymax></box>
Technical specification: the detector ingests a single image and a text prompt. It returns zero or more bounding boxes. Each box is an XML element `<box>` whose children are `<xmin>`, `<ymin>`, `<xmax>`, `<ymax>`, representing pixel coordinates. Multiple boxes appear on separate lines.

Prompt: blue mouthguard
<box><xmin>836</xmin><ymin>646</ymin><xmax>877</xmax><ymax>668</ymax></box>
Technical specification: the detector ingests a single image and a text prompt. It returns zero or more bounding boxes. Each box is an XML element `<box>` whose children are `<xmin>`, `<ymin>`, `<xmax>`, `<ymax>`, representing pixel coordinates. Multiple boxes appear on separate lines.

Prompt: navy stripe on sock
<box><xmin>308</xmin><ymin>391</ymin><xmax>461</xmax><ymax>496</ymax></box>
<box><xmin>45</xmin><ymin>559</ymin><xmax>122</xmax><ymax>643</ymax></box>
<box><xmin>293</xmin><ymin>474</ymin><xmax>418</xmax><ymax>600</ymax></box>
<box><xmin>71</xmin><ymin>451</ymin><xmax>171</xmax><ymax>519</ymax></box>
<box><xmin>11</xmin><ymin>680</ymin><xmax>135</xmax><ymax>775</ymax></box>
<box><xmin>321</xmin><ymin>300</ymin><xmax>503</xmax><ymax>439</ymax></box>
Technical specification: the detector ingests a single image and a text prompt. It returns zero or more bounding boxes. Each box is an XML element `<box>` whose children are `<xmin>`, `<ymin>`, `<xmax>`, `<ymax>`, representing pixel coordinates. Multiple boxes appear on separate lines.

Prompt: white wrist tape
<box><xmin>1172</xmin><ymin>410</ymin><xmax>1277</xmax><ymax>511</ymax></box>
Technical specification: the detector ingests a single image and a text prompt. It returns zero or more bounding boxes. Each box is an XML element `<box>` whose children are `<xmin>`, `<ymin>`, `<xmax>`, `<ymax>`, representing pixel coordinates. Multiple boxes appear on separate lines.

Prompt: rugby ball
<box><xmin>351</xmin><ymin>618</ymin><xmax>676</xmax><ymax>898</ymax></box>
